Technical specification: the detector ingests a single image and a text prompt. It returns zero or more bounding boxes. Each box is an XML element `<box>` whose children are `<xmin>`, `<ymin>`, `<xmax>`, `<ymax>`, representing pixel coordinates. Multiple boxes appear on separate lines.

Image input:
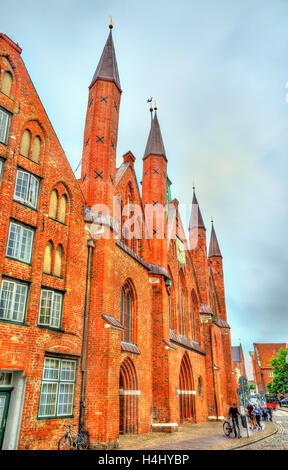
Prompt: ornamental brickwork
<box><xmin>0</xmin><ymin>29</ymin><xmax>237</xmax><ymax>450</ymax></box>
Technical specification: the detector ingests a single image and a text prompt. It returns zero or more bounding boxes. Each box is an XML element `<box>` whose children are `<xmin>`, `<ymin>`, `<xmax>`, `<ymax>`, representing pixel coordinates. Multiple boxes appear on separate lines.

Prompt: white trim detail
<box><xmin>152</xmin><ymin>423</ymin><xmax>178</xmax><ymax>427</ymax></box>
<box><xmin>176</xmin><ymin>390</ymin><xmax>196</xmax><ymax>395</ymax></box>
<box><xmin>119</xmin><ymin>390</ymin><xmax>141</xmax><ymax>396</ymax></box>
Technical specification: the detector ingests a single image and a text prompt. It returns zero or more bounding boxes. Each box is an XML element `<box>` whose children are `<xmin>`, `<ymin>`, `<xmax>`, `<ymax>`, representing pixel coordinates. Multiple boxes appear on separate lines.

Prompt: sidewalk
<box><xmin>117</xmin><ymin>420</ymin><xmax>275</xmax><ymax>450</ymax></box>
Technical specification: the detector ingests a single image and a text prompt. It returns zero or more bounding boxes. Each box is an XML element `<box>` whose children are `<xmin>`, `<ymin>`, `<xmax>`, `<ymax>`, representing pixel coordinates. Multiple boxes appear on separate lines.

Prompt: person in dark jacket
<box><xmin>229</xmin><ymin>403</ymin><xmax>242</xmax><ymax>438</ymax></box>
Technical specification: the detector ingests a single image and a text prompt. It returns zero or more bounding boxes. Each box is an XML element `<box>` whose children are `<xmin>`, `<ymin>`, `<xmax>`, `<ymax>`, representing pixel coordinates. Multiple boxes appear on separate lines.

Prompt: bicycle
<box><xmin>58</xmin><ymin>424</ymin><xmax>89</xmax><ymax>450</ymax></box>
<box><xmin>223</xmin><ymin>418</ymin><xmax>234</xmax><ymax>438</ymax></box>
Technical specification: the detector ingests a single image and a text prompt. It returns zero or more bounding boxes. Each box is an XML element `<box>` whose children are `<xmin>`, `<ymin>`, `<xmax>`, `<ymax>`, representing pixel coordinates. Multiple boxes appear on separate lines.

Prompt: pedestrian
<box><xmin>247</xmin><ymin>402</ymin><xmax>255</xmax><ymax>429</ymax></box>
<box><xmin>254</xmin><ymin>404</ymin><xmax>262</xmax><ymax>430</ymax></box>
<box><xmin>267</xmin><ymin>405</ymin><xmax>273</xmax><ymax>422</ymax></box>
<box><xmin>229</xmin><ymin>403</ymin><xmax>242</xmax><ymax>438</ymax></box>
<box><xmin>262</xmin><ymin>407</ymin><xmax>268</xmax><ymax>422</ymax></box>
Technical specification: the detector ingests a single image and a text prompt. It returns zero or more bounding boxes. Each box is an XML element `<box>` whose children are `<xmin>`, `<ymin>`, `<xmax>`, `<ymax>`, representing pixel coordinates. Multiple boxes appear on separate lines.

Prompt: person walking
<box><xmin>229</xmin><ymin>403</ymin><xmax>242</xmax><ymax>438</ymax></box>
<box><xmin>254</xmin><ymin>404</ymin><xmax>262</xmax><ymax>430</ymax></box>
<box><xmin>262</xmin><ymin>406</ymin><xmax>268</xmax><ymax>422</ymax></box>
<box><xmin>247</xmin><ymin>402</ymin><xmax>255</xmax><ymax>429</ymax></box>
<box><xmin>267</xmin><ymin>405</ymin><xmax>273</xmax><ymax>422</ymax></box>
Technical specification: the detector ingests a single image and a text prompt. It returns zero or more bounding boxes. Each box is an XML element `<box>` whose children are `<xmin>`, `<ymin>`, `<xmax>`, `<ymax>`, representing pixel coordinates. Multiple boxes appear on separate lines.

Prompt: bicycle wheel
<box><xmin>223</xmin><ymin>421</ymin><xmax>232</xmax><ymax>437</ymax></box>
<box><xmin>58</xmin><ymin>434</ymin><xmax>72</xmax><ymax>450</ymax></box>
<box><xmin>77</xmin><ymin>431</ymin><xmax>89</xmax><ymax>450</ymax></box>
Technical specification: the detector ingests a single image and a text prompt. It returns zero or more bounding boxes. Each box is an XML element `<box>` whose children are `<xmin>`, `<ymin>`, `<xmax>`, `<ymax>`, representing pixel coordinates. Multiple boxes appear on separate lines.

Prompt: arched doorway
<box><xmin>119</xmin><ymin>358</ymin><xmax>138</xmax><ymax>434</ymax></box>
<box><xmin>179</xmin><ymin>353</ymin><xmax>196</xmax><ymax>422</ymax></box>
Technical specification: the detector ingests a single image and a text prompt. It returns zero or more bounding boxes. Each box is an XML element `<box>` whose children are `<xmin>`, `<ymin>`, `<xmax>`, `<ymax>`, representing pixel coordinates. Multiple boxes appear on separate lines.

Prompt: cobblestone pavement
<box><xmin>118</xmin><ymin>419</ymin><xmax>275</xmax><ymax>451</ymax></box>
<box><xmin>238</xmin><ymin>409</ymin><xmax>288</xmax><ymax>450</ymax></box>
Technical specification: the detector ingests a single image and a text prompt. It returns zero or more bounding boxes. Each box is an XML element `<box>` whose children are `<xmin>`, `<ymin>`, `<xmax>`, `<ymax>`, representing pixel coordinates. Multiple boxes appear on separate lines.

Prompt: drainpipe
<box><xmin>79</xmin><ymin>239</ymin><xmax>95</xmax><ymax>429</ymax></box>
<box><xmin>209</xmin><ymin>323</ymin><xmax>219</xmax><ymax>420</ymax></box>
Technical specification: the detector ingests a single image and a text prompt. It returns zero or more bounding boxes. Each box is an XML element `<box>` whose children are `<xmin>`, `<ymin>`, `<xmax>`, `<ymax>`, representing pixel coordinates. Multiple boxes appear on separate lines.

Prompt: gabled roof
<box><xmin>208</xmin><ymin>223</ymin><xmax>222</xmax><ymax>258</ymax></box>
<box><xmin>143</xmin><ymin>112</ymin><xmax>167</xmax><ymax>160</ymax></box>
<box><xmin>90</xmin><ymin>29</ymin><xmax>121</xmax><ymax>91</ymax></box>
<box><xmin>253</xmin><ymin>343</ymin><xmax>287</xmax><ymax>369</ymax></box>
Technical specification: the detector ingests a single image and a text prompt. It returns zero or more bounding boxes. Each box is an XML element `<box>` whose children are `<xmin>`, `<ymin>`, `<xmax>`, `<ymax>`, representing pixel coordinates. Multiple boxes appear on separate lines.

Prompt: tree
<box><xmin>267</xmin><ymin>348</ymin><xmax>288</xmax><ymax>394</ymax></box>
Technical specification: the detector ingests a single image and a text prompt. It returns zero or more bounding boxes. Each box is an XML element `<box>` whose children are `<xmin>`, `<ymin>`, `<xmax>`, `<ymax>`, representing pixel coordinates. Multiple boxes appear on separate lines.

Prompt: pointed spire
<box><xmin>189</xmin><ymin>188</ymin><xmax>205</xmax><ymax>230</ymax></box>
<box><xmin>90</xmin><ymin>27</ymin><xmax>121</xmax><ymax>91</ymax></box>
<box><xmin>143</xmin><ymin>112</ymin><xmax>167</xmax><ymax>160</ymax></box>
<box><xmin>208</xmin><ymin>221</ymin><xmax>222</xmax><ymax>258</ymax></box>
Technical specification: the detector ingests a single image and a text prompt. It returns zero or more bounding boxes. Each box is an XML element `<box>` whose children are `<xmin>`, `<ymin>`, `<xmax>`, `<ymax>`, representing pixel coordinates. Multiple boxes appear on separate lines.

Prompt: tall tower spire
<box><xmin>208</xmin><ymin>221</ymin><xmax>222</xmax><ymax>258</ymax></box>
<box><xmin>189</xmin><ymin>188</ymin><xmax>205</xmax><ymax>231</ymax></box>
<box><xmin>81</xmin><ymin>26</ymin><xmax>121</xmax><ymax>210</ymax></box>
<box><xmin>142</xmin><ymin>111</ymin><xmax>167</xmax><ymax>267</ymax></box>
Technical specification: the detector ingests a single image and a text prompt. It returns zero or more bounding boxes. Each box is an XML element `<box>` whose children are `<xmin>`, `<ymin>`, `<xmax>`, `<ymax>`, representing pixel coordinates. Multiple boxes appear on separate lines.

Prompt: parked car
<box><xmin>280</xmin><ymin>397</ymin><xmax>288</xmax><ymax>405</ymax></box>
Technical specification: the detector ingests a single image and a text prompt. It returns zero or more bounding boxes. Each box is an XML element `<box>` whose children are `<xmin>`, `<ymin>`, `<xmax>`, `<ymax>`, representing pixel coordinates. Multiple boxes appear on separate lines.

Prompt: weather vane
<box><xmin>147</xmin><ymin>97</ymin><xmax>153</xmax><ymax>122</ymax></box>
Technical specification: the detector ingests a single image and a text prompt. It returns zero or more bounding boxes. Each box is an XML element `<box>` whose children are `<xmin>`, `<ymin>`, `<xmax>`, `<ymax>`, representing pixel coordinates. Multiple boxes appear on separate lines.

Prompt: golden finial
<box><xmin>211</xmin><ymin>217</ymin><xmax>214</xmax><ymax>224</ymax></box>
<box><xmin>109</xmin><ymin>16</ymin><xmax>113</xmax><ymax>29</ymax></box>
<box><xmin>154</xmin><ymin>99</ymin><xmax>158</xmax><ymax>111</ymax></box>
<box><xmin>192</xmin><ymin>181</ymin><xmax>195</xmax><ymax>191</ymax></box>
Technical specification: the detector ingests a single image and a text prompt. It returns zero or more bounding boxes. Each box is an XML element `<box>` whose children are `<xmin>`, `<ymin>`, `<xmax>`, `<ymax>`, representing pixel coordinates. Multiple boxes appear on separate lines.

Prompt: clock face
<box><xmin>176</xmin><ymin>236</ymin><xmax>186</xmax><ymax>265</ymax></box>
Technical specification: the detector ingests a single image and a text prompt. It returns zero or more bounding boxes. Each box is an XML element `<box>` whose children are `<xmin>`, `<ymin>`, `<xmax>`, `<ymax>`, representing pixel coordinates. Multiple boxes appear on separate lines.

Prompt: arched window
<box><xmin>43</xmin><ymin>241</ymin><xmax>53</xmax><ymax>274</ymax></box>
<box><xmin>1</xmin><ymin>71</ymin><xmax>13</xmax><ymax>97</ymax></box>
<box><xmin>191</xmin><ymin>289</ymin><xmax>198</xmax><ymax>341</ymax></box>
<box><xmin>31</xmin><ymin>136</ymin><xmax>41</xmax><ymax>163</ymax></box>
<box><xmin>120</xmin><ymin>283</ymin><xmax>135</xmax><ymax>343</ymax></box>
<box><xmin>58</xmin><ymin>194</ymin><xmax>67</xmax><ymax>224</ymax></box>
<box><xmin>20</xmin><ymin>130</ymin><xmax>31</xmax><ymax>158</ymax></box>
<box><xmin>49</xmin><ymin>190</ymin><xmax>58</xmax><ymax>219</ymax></box>
<box><xmin>198</xmin><ymin>376</ymin><xmax>203</xmax><ymax>398</ymax></box>
<box><xmin>54</xmin><ymin>245</ymin><xmax>63</xmax><ymax>277</ymax></box>
<box><xmin>179</xmin><ymin>270</ymin><xmax>187</xmax><ymax>336</ymax></box>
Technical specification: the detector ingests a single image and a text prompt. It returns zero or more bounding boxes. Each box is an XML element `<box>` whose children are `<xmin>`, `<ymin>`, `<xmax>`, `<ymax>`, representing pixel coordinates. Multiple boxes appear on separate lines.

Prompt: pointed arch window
<box><xmin>20</xmin><ymin>130</ymin><xmax>32</xmax><ymax>158</ymax></box>
<box><xmin>43</xmin><ymin>241</ymin><xmax>53</xmax><ymax>274</ymax></box>
<box><xmin>120</xmin><ymin>284</ymin><xmax>134</xmax><ymax>343</ymax></box>
<box><xmin>58</xmin><ymin>194</ymin><xmax>67</xmax><ymax>224</ymax></box>
<box><xmin>32</xmin><ymin>136</ymin><xmax>41</xmax><ymax>163</ymax></box>
<box><xmin>54</xmin><ymin>245</ymin><xmax>63</xmax><ymax>277</ymax></box>
<box><xmin>1</xmin><ymin>71</ymin><xmax>13</xmax><ymax>97</ymax></box>
<box><xmin>49</xmin><ymin>190</ymin><xmax>58</xmax><ymax>219</ymax></box>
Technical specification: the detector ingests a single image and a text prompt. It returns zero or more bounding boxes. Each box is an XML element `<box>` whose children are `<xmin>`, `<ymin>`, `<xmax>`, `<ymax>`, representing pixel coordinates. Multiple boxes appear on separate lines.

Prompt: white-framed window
<box><xmin>14</xmin><ymin>170</ymin><xmax>39</xmax><ymax>208</ymax></box>
<box><xmin>38</xmin><ymin>289</ymin><xmax>63</xmax><ymax>329</ymax></box>
<box><xmin>0</xmin><ymin>159</ymin><xmax>3</xmax><ymax>180</ymax></box>
<box><xmin>0</xmin><ymin>278</ymin><xmax>28</xmax><ymax>323</ymax></box>
<box><xmin>268</xmin><ymin>371</ymin><xmax>274</xmax><ymax>378</ymax></box>
<box><xmin>0</xmin><ymin>108</ymin><xmax>10</xmax><ymax>144</ymax></box>
<box><xmin>6</xmin><ymin>222</ymin><xmax>34</xmax><ymax>264</ymax></box>
<box><xmin>38</xmin><ymin>357</ymin><xmax>76</xmax><ymax>418</ymax></box>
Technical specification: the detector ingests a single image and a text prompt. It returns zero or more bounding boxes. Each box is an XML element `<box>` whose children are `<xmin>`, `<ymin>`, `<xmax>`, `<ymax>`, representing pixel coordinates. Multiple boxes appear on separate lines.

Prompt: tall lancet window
<box><xmin>120</xmin><ymin>283</ymin><xmax>135</xmax><ymax>343</ymax></box>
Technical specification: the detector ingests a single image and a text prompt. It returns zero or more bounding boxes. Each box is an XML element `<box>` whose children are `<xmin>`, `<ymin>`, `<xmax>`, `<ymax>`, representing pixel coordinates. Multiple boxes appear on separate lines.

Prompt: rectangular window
<box><xmin>6</xmin><ymin>222</ymin><xmax>34</xmax><ymax>264</ymax></box>
<box><xmin>0</xmin><ymin>108</ymin><xmax>10</xmax><ymax>144</ymax></box>
<box><xmin>38</xmin><ymin>357</ymin><xmax>76</xmax><ymax>418</ymax></box>
<box><xmin>14</xmin><ymin>170</ymin><xmax>39</xmax><ymax>208</ymax></box>
<box><xmin>268</xmin><ymin>371</ymin><xmax>274</xmax><ymax>378</ymax></box>
<box><xmin>0</xmin><ymin>279</ymin><xmax>28</xmax><ymax>323</ymax></box>
<box><xmin>38</xmin><ymin>289</ymin><xmax>63</xmax><ymax>329</ymax></box>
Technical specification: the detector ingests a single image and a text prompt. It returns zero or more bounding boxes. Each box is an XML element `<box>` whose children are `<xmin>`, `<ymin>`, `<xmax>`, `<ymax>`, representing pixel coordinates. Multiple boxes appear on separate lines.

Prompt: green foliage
<box><xmin>249</xmin><ymin>382</ymin><xmax>255</xmax><ymax>391</ymax></box>
<box><xmin>267</xmin><ymin>348</ymin><xmax>288</xmax><ymax>394</ymax></box>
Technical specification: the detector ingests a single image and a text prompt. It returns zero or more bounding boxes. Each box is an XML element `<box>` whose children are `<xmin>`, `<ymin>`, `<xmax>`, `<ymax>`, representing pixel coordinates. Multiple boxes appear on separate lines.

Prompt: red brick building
<box><xmin>232</xmin><ymin>344</ymin><xmax>247</xmax><ymax>382</ymax></box>
<box><xmin>251</xmin><ymin>343</ymin><xmax>288</xmax><ymax>393</ymax></box>
<box><xmin>0</xmin><ymin>27</ymin><xmax>237</xmax><ymax>450</ymax></box>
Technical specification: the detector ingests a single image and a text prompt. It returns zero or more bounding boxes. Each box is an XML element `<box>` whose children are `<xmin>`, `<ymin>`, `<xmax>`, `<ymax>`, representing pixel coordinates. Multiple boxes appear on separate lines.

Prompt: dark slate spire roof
<box><xmin>143</xmin><ymin>112</ymin><xmax>167</xmax><ymax>160</ymax></box>
<box><xmin>90</xmin><ymin>30</ymin><xmax>121</xmax><ymax>91</ymax></box>
<box><xmin>208</xmin><ymin>223</ymin><xmax>222</xmax><ymax>258</ymax></box>
<box><xmin>189</xmin><ymin>189</ymin><xmax>206</xmax><ymax>230</ymax></box>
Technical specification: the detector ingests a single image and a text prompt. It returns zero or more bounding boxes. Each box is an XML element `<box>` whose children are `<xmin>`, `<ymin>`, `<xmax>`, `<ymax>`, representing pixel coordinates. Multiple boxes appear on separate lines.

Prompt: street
<box><xmin>238</xmin><ymin>409</ymin><xmax>288</xmax><ymax>450</ymax></box>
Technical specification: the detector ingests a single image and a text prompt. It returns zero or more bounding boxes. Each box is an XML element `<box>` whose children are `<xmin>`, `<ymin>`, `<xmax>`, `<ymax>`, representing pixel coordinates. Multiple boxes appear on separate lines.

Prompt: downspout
<box><xmin>209</xmin><ymin>323</ymin><xmax>219</xmax><ymax>420</ymax></box>
<box><xmin>79</xmin><ymin>239</ymin><xmax>95</xmax><ymax>429</ymax></box>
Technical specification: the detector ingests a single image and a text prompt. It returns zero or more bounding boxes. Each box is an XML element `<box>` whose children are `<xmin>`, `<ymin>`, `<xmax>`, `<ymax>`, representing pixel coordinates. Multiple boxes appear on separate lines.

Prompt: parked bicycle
<box><xmin>223</xmin><ymin>418</ymin><xmax>234</xmax><ymax>438</ymax></box>
<box><xmin>58</xmin><ymin>424</ymin><xmax>89</xmax><ymax>450</ymax></box>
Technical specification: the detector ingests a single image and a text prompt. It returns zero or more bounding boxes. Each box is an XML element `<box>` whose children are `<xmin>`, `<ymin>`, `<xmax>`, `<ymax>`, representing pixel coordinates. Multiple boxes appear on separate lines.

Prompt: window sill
<box><xmin>0</xmin><ymin>319</ymin><xmax>29</xmax><ymax>326</ymax></box>
<box><xmin>19</xmin><ymin>153</ymin><xmax>40</xmax><ymax>165</ymax></box>
<box><xmin>37</xmin><ymin>414</ymin><xmax>74</xmax><ymax>421</ymax></box>
<box><xmin>48</xmin><ymin>217</ymin><xmax>67</xmax><ymax>227</ymax></box>
<box><xmin>43</xmin><ymin>272</ymin><xmax>64</xmax><ymax>280</ymax></box>
<box><xmin>5</xmin><ymin>255</ymin><xmax>32</xmax><ymax>266</ymax></box>
<box><xmin>37</xmin><ymin>324</ymin><xmax>64</xmax><ymax>333</ymax></box>
<box><xmin>13</xmin><ymin>199</ymin><xmax>38</xmax><ymax>212</ymax></box>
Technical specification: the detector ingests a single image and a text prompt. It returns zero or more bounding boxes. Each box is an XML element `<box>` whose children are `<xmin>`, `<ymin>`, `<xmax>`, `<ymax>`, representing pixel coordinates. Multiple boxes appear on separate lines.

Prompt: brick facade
<box><xmin>251</xmin><ymin>343</ymin><xmax>288</xmax><ymax>394</ymax></box>
<box><xmin>0</xmin><ymin>29</ymin><xmax>237</xmax><ymax>450</ymax></box>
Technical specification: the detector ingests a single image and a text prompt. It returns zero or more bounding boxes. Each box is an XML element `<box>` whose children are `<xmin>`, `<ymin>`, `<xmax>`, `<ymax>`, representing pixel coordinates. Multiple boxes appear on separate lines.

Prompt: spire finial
<box><xmin>211</xmin><ymin>216</ymin><xmax>214</xmax><ymax>224</ymax></box>
<box><xmin>109</xmin><ymin>16</ymin><xmax>113</xmax><ymax>29</ymax></box>
<box><xmin>154</xmin><ymin>99</ymin><xmax>158</xmax><ymax>111</ymax></box>
<box><xmin>192</xmin><ymin>181</ymin><xmax>195</xmax><ymax>191</ymax></box>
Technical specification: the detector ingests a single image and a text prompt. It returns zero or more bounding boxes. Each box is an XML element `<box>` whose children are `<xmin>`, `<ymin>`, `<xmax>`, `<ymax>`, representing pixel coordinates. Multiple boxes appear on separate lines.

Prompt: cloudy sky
<box><xmin>2</xmin><ymin>0</ymin><xmax>288</xmax><ymax>374</ymax></box>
